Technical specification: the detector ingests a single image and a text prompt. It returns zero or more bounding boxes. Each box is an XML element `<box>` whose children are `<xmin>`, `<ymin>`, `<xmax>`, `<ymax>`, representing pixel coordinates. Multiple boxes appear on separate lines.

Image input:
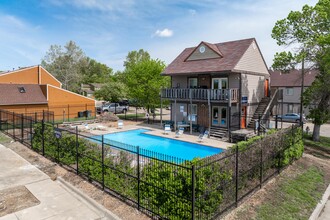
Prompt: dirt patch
<box><xmin>0</xmin><ymin>186</ymin><xmax>40</xmax><ymax>217</ymax></box>
<box><xmin>4</xmin><ymin>140</ymin><xmax>150</xmax><ymax>220</ymax></box>
<box><xmin>223</xmin><ymin>153</ymin><xmax>330</xmax><ymax>220</ymax></box>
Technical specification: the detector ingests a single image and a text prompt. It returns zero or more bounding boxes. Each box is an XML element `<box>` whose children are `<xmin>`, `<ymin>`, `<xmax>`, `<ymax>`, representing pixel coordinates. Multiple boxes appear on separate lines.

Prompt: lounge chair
<box><xmin>198</xmin><ymin>130</ymin><xmax>209</xmax><ymax>142</ymax></box>
<box><xmin>175</xmin><ymin>127</ymin><xmax>184</xmax><ymax>138</ymax></box>
<box><xmin>117</xmin><ymin>120</ymin><xmax>123</xmax><ymax>129</ymax></box>
<box><xmin>164</xmin><ymin>124</ymin><xmax>171</xmax><ymax>135</ymax></box>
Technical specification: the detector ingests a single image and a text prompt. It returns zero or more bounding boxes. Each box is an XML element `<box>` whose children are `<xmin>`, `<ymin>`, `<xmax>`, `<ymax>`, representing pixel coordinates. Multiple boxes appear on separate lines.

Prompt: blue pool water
<box><xmin>92</xmin><ymin>129</ymin><xmax>223</xmax><ymax>161</ymax></box>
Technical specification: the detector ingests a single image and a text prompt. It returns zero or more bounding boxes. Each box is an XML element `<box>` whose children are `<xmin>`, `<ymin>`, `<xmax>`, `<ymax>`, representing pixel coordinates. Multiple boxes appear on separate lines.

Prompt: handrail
<box><xmin>161</xmin><ymin>88</ymin><xmax>239</xmax><ymax>102</ymax></box>
<box><xmin>261</xmin><ymin>89</ymin><xmax>279</xmax><ymax>121</ymax></box>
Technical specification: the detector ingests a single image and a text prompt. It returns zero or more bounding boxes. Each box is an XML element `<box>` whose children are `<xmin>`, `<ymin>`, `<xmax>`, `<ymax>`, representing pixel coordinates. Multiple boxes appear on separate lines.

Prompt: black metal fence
<box><xmin>0</xmin><ymin>109</ymin><xmax>303</xmax><ymax>219</ymax></box>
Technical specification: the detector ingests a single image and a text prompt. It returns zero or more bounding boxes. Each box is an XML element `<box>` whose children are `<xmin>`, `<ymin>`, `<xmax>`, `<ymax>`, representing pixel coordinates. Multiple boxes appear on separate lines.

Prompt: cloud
<box><xmin>154</xmin><ymin>28</ymin><xmax>173</xmax><ymax>38</ymax></box>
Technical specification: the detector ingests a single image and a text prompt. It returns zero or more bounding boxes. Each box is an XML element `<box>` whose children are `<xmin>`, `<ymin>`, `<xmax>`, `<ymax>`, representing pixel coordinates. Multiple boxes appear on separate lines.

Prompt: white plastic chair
<box><xmin>198</xmin><ymin>130</ymin><xmax>209</xmax><ymax>142</ymax></box>
<box><xmin>175</xmin><ymin>127</ymin><xmax>184</xmax><ymax>138</ymax></box>
<box><xmin>164</xmin><ymin>124</ymin><xmax>171</xmax><ymax>135</ymax></box>
<box><xmin>117</xmin><ymin>120</ymin><xmax>124</xmax><ymax>129</ymax></box>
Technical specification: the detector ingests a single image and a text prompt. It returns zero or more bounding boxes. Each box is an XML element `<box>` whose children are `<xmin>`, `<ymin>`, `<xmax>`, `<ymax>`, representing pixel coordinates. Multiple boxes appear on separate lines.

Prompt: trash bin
<box><xmin>78</xmin><ymin>111</ymin><xmax>84</xmax><ymax>118</ymax></box>
<box><xmin>83</xmin><ymin>110</ymin><xmax>91</xmax><ymax>118</ymax></box>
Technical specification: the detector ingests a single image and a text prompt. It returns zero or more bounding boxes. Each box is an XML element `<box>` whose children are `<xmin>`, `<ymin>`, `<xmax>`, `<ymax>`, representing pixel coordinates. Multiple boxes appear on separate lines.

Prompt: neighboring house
<box><xmin>0</xmin><ymin>65</ymin><xmax>95</xmax><ymax>120</ymax></box>
<box><xmin>161</xmin><ymin>38</ymin><xmax>271</xmax><ymax>138</ymax></box>
<box><xmin>80</xmin><ymin>83</ymin><xmax>104</xmax><ymax>98</ymax></box>
<box><xmin>270</xmin><ymin>69</ymin><xmax>317</xmax><ymax>116</ymax></box>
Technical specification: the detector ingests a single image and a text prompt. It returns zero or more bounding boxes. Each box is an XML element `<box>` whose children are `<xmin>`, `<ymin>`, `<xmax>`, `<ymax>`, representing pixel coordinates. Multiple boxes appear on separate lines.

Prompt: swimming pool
<box><xmin>92</xmin><ymin>129</ymin><xmax>223</xmax><ymax>161</ymax></box>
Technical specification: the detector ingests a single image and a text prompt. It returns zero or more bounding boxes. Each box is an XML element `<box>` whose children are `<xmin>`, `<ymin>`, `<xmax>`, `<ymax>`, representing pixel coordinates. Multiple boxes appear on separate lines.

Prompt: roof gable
<box><xmin>234</xmin><ymin>40</ymin><xmax>269</xmax><ymax>75</ymax></box>
<box><xmin>0</xmin><ymin>84</ymin><xmax>48</xmax><ymax>106</ymax></box>
<box><xmin>186</xmin><ymin>42</ymin><xmax>223</xmax><ymax>61</ymax></box>
<box><xmin>162</xmin><ymin>38</ymin><xmax>257</xmax><ymax>75</ymax></box>
<box><xmin>270</xmin><ymin>69</ymin><xmax>318</xmax><ymax>87</ymax></box>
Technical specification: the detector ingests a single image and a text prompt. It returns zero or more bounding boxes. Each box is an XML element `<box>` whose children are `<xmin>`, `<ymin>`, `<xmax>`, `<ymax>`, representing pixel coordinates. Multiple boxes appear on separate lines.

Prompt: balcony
<box><xmin>161</xmin><ymin>88</ymin><xmax>239</xmax><ymax>103</ymax></box>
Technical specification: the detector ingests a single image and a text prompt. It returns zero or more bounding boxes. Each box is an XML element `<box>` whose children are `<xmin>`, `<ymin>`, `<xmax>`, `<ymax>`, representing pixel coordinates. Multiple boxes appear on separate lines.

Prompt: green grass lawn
<box><xmin>255</xmin><ymin>166</ymin><xmax>325</xmax><ymax>220</ymax></box>
<box><xmin>304</xmin><ymin>133</ymin><xmax>330</xmax><ymax>149</ymax></box>
<box><xmin>54</xmin><ymin>116</ymin><xmax>96</xmax><ymax>124</ymax></box>
<box><xmin>117</xmin><ymin>113</ymin><xmax>145</xmax><ymax>120</ymax></box>
<box><xmin>0</xmin><ymin>133</ymin><xmax>11</xmax><ymax>144</ymax></box>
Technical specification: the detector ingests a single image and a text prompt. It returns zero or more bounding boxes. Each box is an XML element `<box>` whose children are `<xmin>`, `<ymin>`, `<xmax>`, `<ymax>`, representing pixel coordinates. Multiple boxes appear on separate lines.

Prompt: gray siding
<box><xmin>229</xmin><ymin>73</ymin><xmax>240</xmax><ymax>89</ymax></box>
<box><xmin>241</xmin><ymin>74</ymin><xmax>265</xmax><ymax>103</ymax></box>
<box><xmin>172</xmin><ymin>76</ymin><xmax>188</xmax><ymax>88</ymax></box>
<box><xmin>272</xmin><ymin>86</ymin><xmax>310</xmax><ymax>116</ymax></box>
<box><xmin>234</xmin><ymin>42</ymin><xmax>269</xmax><ymax>75</ymax></box>
<box><xmin>187</xmin><ymin>43</ymin><xmax>220</xmax><ymax>61</ymax></box>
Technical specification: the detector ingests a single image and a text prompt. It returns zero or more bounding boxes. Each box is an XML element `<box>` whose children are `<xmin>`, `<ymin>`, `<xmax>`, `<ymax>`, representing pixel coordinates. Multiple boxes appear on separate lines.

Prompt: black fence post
<box><xmin>137</xmin><ymin>146</ymin><xmax>140</xmax><ymax>210</ymax></box>
<box><xmin>136</xmin><ymin>107</ymin><xmax>138</xmax><ymax>122</ymax></box>
<box><xmin>57</xmin><ymin>133</ymin><xmax>60</xmax><ymax>163</ymax></box>
<box><xmin>75</xmin><ymin>126</ymin><xmax>79</xmax><ymax>175</ymax></box>
<box><xmin>275</xmin><ymin>115</ymin><xmax>278</xmax><ymax>129</ymax></box>
<box><xmin>192</xmin><ymin>165</ymin><xmax>196</xmax><ymax>220</ymax></box>
<box><xmin>102</xmin><ymin>135</ymin><xmax>105</xmax><ymax>191</ymax></box>
<box><xmin>30</xmin><ymin>118</ymin><xmax>33</xmax><ymax>149</ymax></box>
<box><xmin>0</xmin><ymin>110</ymin><xmax>2</xmax><ymax>131</ymax></box>
<box><xmin>43</xmin><ymin>110</ymin><xmax>45</xmax><ymax>121</ymax></box>
<box><xmin>21</xmin><ymin>114</ymin><xmax>24</xmax><ymax>142</ymax></box>
<box><xmin>35</xmin><ymin>112</ymin><xmax>37</xmax><ymax>122</ymax></box>
<box><xmin>85</xmin><ymin>104</ymin><xmax>88</xmax><ymax>120</ymax></box>
<box><xmin>235</xmin><ymin>145</ymin><xmax>239</xmax><ymax>207</ymax></box>
<box><xmin>68</xmin><ymin>104</ymin><xmax>70</xmax><ymax>122</ymax></box>
<box><xmin>42</xmin><ymin>119</ymin><xmax>45</xmax><ymax>156</ymax></box>
<box><xmin>13</xmin><ymin>113</ymin><xmax>15</xmax><ymax>140</ymax></box>
<box><xmin>258</xmin><ymin>114</ymin><xmax>261</xmax><ymax>136</ymax></box>
<box><xmin>260</xmin><ymin>144</ymin><xmax>263</xmax><ymax>188</ymax></box>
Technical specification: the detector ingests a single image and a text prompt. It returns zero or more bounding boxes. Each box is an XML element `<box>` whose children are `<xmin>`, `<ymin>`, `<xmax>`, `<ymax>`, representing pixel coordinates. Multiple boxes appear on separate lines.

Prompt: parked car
<box><xmin>277</xmin><ymin>113</ymin><xmax>306</xmax><ymax>123</ymax></box>
<box><xmin>102</xmin><ymin>103</ymin><xmax>129</xmax><ymax>114</ymax></box>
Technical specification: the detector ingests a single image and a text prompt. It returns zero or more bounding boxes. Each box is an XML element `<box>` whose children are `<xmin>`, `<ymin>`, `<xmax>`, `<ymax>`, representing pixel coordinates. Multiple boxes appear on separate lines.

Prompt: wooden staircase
<box><xmin>210</xmin><ymin>126</ymin><xmax>228</xmax><ymax>139</ymax></box>
<box><xmin>247</xmin><ymin>97</ymin><xmax>271</xmax><ymax>129</ymax></box>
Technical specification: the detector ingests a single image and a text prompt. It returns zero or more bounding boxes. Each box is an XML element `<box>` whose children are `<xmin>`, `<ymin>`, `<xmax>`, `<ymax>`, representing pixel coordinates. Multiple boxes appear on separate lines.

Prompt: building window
<box><xmin>188</xmin><ymin>104</ymin><xmax>197</xmax><ymax>122</ymax></box>
<box><xmin>188</xmin><ymin>78</ymin><xmax>198</xmax><ymax>88</ymax></box>
<box><xmin>288</xmin><ymin>104</ymin><xmax>293</xmax><ymax>113</ymax></box>
<box><xmin>285</xmin><ymin>88</ymin><xmax>294</xmax><ymax>96</ymax></box>
<box><xmin>212</xmin><ymin>78</ymin><xmax>228</xmax><ymax>89</ymax></box>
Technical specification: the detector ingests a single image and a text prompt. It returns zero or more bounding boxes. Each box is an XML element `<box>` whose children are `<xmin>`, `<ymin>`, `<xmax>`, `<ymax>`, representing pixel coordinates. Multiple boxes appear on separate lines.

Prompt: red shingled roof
<box><xmin>270</xmin><ymin>69</ymin><xmax>318</xmax><ymax>87</ymax></box>
<box><xmin>162</xmin><ymin>38</ymin><xmax>255</xmax><ymax>75</ymax></box>
<box><xmin>0</xmin><ymin>84</ymin><xmax>47</xmax><ymax>106</ymax></box>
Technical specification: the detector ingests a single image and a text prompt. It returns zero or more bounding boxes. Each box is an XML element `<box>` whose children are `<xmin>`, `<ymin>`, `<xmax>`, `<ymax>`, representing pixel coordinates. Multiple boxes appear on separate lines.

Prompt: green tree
<box><xmin>81</xmin><ymin>58</ymin><xmax>114</xmax><ymax>84</ymax></box>
<box><xmin>41</xmin><ymin>41</ymin><xmax>88</xmax><ymax>91</ymax></box>
<box><xmin>271</xmin><ymin>0</ymin><xmax>330</xmax><ymax>141</ymax></box>
<box><xmin>124</xmin><ymin>49</ymin><xmax>150</xmax><ymax>70</ymax></box>
<box><xmin>94</xmin><ymin>81</ymin><xmax>127</xmax><ymax>102</ymax></box>
<box><xmin>124</xmin><ymin>51</ymin><xmax>169</xmax><ymax>112</ymax></box>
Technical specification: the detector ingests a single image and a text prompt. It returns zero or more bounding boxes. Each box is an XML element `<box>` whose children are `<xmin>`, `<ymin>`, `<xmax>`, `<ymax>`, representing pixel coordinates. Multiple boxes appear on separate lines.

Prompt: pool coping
<box><xmin>92</xmin><ymin>128</ymin><xmax>226</xmax><ymax>151</ymax></box>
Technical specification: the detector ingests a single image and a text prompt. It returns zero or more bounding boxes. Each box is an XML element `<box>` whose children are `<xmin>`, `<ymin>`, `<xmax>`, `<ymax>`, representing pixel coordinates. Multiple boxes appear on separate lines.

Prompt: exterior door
<box><xmin>212</xmin><ymin>106</ymin><xmax>227</xmax><ymax>127</ymax></box>
<box><xmin>241</xmin><ymin>106</ymin><xmax>247</xmax><ymax>129</ymax></box>
<box><xmin>264</xmin><ymin>79</ymin><xmax>269</xmax><ymax>97</ymax></box>
<box><xmin>212</xmin><ymin>78</ymin><xmax>228</xmax><ymax>89</ymax></box>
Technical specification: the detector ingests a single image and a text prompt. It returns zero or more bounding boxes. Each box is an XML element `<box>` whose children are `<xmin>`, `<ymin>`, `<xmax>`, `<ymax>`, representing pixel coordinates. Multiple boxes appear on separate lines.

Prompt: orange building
<box><xmin>0</xmin><ymin>66</ymin><xmax>95</xmax><ymax>121</ymax></box>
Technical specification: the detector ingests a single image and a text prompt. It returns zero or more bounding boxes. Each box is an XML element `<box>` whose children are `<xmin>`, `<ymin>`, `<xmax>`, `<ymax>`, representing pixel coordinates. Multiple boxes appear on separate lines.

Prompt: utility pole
<box><xmin>300</xmin><ymin>55</ymin><xmax>305</xmax><ymax>131</ymax></box>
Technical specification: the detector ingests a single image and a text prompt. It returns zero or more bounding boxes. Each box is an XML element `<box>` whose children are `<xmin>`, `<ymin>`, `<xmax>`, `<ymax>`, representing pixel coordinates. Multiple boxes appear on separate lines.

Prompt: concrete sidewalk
<box><xmin>318</xmin><ymin>197</ymin><xmax>330</xmax><ymax>220</ymax></box>
<box><xmin>0</xmin><ymin>144</ymin><xmax>119</xmax><ymax>220</ymax></box>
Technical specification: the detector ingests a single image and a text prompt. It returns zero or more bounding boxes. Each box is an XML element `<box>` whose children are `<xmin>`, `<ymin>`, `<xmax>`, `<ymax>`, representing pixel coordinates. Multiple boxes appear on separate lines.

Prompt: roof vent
<box><xmin>18</xmin><ymin>87</ymin><xmax>26</xmax><ymax>93</ymax></box>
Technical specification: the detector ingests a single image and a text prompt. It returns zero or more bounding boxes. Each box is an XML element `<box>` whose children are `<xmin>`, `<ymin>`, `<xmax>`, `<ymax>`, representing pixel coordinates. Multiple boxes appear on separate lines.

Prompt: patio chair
<box><xmin>164</xmin><ymin>124</ymin><xmax>171</xmax><ymax>135</ymax></box>
<box><xmin>117</xmin><ymin>120</ymin><xmax>124</xmax><ymax>129</ymax></box>
<box><xmin>197</xmin><ymin>130</ymin><xmax>209</xmax><ymax>142</ymax></box>
<box><xmin>175</xmin><ymin>127</ymin><xmax>184</xmax><ymax>138</ymax></box>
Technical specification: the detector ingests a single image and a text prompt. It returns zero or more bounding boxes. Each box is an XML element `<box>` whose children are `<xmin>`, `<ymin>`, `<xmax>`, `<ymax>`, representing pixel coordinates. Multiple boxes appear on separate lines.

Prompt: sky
<box><xmin>0</xmin><ymin>0</ymin><xmax>318</xmax><ymax>72</ymax></box>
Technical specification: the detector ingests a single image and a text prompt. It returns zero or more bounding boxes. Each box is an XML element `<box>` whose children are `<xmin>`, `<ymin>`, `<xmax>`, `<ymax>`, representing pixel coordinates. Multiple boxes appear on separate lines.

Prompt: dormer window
<box><xmin>18</xmin><ymin>87</ymin><xmax>26</xmax><ymax>93</ymax></box>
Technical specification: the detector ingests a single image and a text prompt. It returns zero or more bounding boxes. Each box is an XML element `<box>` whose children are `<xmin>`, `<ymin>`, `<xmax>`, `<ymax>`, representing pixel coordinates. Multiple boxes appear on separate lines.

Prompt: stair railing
<box><xmin>260</xmin><ymin>89</ymin><xmax>280</xmax><ymax>127</ymax></box>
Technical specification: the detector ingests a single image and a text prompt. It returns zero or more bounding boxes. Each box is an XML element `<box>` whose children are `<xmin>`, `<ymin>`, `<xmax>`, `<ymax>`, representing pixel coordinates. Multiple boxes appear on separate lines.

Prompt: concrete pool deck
<box><xmin>74</xmin><ymin>122</ymin><xmax>234</xmax><ymax>150</ymax></box>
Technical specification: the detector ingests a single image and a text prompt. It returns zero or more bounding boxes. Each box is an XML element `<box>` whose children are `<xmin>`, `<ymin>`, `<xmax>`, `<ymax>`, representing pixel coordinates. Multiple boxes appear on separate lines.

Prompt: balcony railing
<box><xmin>161</xmin><ymin>88</ymin><xmax>239</xmax><ymax>102</ymax></box>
